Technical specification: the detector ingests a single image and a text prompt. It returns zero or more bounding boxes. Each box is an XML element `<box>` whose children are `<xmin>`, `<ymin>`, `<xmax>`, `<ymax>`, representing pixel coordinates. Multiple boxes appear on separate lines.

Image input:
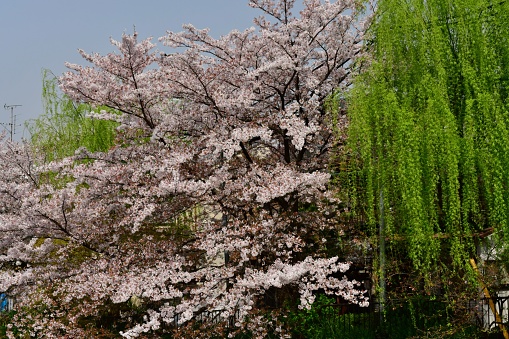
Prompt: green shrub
<box><xmin>286</xmin><ymin>295</ymin><xmax>374</xmax><ymax>339</ymax></box>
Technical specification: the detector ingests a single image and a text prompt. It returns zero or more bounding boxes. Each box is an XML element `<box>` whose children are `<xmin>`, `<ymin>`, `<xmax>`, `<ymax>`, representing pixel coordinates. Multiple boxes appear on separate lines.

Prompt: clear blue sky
<box><xmin>0</xmin><ymin>1</ymin><xmax>263</xmax><ymax>140</ymax></box>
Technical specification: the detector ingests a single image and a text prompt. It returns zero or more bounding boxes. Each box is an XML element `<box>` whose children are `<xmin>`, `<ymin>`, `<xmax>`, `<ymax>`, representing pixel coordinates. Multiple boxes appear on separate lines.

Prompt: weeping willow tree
<box><xmin>27</xmin><ymin>69</ymin><xmax>118</xmax><ymax>162</ymax></box>
<box><xmin>344</xmin><ymin>0</ymin><xmax>509</xmax><ymax>293</ymax></box>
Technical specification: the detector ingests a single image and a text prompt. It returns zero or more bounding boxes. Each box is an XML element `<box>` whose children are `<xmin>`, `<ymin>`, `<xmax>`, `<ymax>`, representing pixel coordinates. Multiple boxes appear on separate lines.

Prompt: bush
<box><xmin>286</xmin><ymin>295</ymin><xmax>374</xmax><ymax>339</ymax></box>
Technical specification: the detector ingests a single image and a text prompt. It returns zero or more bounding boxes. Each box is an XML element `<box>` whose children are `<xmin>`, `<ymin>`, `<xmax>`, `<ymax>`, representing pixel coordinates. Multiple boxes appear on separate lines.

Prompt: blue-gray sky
<box><xmin>0</xmin><ymin>1</ymin><xmax>262</xmax><ymax>140</ymax></box>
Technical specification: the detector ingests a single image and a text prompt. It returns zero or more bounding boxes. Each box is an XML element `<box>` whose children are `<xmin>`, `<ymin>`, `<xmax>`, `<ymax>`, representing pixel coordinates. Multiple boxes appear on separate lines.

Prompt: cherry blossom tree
<box><xmin>1</xmin><ymin>1</ymin><xmax>370</xmax><ymax>337</ymax></box>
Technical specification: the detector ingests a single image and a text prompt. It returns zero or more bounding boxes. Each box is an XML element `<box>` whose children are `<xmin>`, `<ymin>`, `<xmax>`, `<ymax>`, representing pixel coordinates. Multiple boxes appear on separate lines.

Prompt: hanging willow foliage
<box><xmin>27</xmin><ymin>70</ymin><xmax>118</xmax><ymax>162</ymax></box>
<box><xmin>343</xmin><ymin>0</ymin><xmax>509</xmax><ymax>280</ymax></box>
<box><xmin>27</xmin><ymin>70</ymin><xmax>118</xmax><ymax>163</ymax></box>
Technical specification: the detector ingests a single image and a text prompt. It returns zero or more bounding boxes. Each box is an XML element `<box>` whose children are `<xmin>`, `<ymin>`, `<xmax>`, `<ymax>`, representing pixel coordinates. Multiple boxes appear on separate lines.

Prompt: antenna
<box><xmin>2</xmin><ymin>104</ymin><xmax>22</xmax><ymax>142</ymax></box>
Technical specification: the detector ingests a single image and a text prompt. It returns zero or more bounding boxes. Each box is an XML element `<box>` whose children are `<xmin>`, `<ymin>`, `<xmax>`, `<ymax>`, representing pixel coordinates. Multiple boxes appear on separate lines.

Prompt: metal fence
<box><xmin>311</xmin><ymin>296</ymin><xmax>509</xmax><ymax>338</ymax></box>
<box><xmin>471</xmin><ymin>296</ymin><xmax>509</xmax><ymax>331</ymax></box>
<box><xmin>168</xmin><ymin>296</ymin><xmax>509</xmax><ymax>336</ymax></box>
<box><xmin>171</xmin><ymin>308</ymin><xmax>241</xmax><ymax>328</ymax></box>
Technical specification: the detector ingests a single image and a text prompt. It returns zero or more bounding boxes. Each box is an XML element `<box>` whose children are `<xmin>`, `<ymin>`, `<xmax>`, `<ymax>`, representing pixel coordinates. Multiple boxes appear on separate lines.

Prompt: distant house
<box><xmin>476</xmin><ymin>232</ymin><xmax>509</xmax><ymax>331</ymax></box>
<box><xmin>0</xmin><ymin>294</ymin><xmax>13</xmax><ymax>312</ymax></box>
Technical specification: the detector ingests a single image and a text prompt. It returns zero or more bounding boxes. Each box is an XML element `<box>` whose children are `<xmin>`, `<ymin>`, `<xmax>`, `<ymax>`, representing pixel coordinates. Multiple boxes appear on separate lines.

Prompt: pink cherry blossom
<box><xmin>0</xmin><ymin>1</ymin><xmax>371</xmax><ymax>337</ymax></box>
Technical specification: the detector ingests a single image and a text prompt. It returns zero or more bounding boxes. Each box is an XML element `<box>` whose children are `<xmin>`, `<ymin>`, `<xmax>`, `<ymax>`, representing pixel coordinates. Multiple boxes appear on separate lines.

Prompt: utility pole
<box><xmin>379</xmin><ymin>188</ymin><xmax>386</xmax><ymax>317</ymax></box>
<box><xmin>2</xmin><ymin>104</ymin><xmax>21</xmax><ymax>142</ymax></box>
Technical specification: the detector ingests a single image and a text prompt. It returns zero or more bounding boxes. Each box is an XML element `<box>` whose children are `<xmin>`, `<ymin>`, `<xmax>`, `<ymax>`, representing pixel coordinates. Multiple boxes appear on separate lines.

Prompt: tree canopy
<box><xmin>345</xmin><ymin>0</ymin><xmax>509</xmax><ymax>289</ymax></box>
<box><xmin>0</xmin><ymin>1</ymin><xmax>371</xmax><ymax>337</ymax></box>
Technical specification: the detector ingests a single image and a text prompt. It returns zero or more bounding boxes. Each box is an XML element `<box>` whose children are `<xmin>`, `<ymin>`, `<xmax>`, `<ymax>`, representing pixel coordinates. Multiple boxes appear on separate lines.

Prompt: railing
<box><xmin>314</xmin><ymin>296</ymin><xmax>509</xmax><ymax>337</ymax></box>
<box><xmin>150</xmin><ymin>296</ymin><xmax>509</xmax><ymax>336</ymax></box>
<box><xmin>171</xmin><ymin>308</ymin><xmax>240</xmax><ymax>328</ymax></box>
<box><xmin>472</xmin><ymin>296</ymin><xmax>509</xmax><ymax>331</ymax></box>
<box><xmin>307</xmin><ymin>299</ymin><xmax>443</xmax><ymax>338</ymax></box>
